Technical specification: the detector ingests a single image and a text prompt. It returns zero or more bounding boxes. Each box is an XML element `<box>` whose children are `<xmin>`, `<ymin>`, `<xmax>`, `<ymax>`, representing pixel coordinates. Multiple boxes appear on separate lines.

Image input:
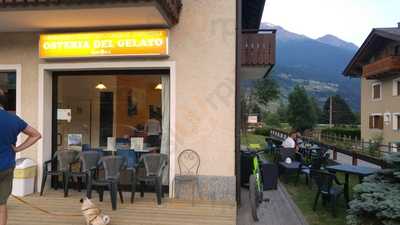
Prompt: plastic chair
<box><xmin>69</xmin><ymin>151</ymin><xmax>103</xmax><ymax>198</ymax></box>
<box><xmin>311</xmin><ymin>169</ymin><xmax>344</xmax><ymax>217</ymax></box>
<box><xmin>40</xmin><ymin>149</ymin><xmax>79</xmax><ymax>197</ymax></box>
<box><xmin>116</xmin><ymin>149</ymin><xmax>138</xmax><ymax>203</ymax></box>
<box><xmin>87</xmin><ymin>156</ymin><xmax>126</xmax><ymax>210</ymax></box>
<box><xmin>296</xmin><ymin>153</ymin><xmax>322</xmax><ymax>186</ymax></box>
<box><xmin>175</xmin><ymin>149</ymin><xmax>200</xmax><ymax>204</ymax></box>
<box><xmin>138</xmin><ymin>153</ymin><xmax>168</xmax><ymax>205</ymax></box>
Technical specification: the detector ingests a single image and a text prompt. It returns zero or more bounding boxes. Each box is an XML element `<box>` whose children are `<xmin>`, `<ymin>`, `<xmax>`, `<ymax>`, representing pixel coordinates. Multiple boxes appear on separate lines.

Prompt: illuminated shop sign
<box><xmin>39</xmin><ymin>29</ymin><xmax>168</xmax><ymax>59</ymax></box>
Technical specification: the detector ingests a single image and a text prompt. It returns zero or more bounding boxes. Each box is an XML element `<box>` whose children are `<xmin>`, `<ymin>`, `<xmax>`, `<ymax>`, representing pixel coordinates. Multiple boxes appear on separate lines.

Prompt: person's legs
<box><xmin>0</xmin><ymin>168</ymin><xmax>14</xmax><ymax>225</ymax></box>
<box><xmin>0</xmin><ymin>204</ymin><xmax>7</xmax><ymax>225</ymax></box>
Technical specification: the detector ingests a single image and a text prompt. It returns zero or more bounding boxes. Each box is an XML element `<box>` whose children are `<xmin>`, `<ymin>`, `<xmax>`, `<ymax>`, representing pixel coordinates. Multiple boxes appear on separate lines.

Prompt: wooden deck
<box><xmin>7</xmin><ymin>190</ymin><xmax>236</xmax><ymax>225</ymax></box>
<box><xmin>237</xmin><ymin>182</ymin><xmax>309</xmax><ymax>225</ymax></box>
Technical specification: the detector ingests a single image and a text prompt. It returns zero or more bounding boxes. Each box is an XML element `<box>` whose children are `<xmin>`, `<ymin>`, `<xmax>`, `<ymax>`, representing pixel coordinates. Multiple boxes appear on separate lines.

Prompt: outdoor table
<box><xmin>326</xmin><ymin>164</ymin><xmax>379</xmax><ymax>205</ymax></box>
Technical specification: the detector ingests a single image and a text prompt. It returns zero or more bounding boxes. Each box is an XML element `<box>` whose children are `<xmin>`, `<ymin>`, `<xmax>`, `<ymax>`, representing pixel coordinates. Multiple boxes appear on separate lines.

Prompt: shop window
<box><xmin>393</xmin><ymin>114</ymin><xmax>400</xmax><ymax>131</ymax></box>
<box><xmin>372</xmin><ymin>82</ymin><xmax>382</xmax><ymax>100</ymax></box>
<box><xmin>369</xmin><ymin>114</ymin><xmax>383</xmax><ymax>129</ymax></box>
<box><xmin>393</xmin><ymin>78</ymin><xmax>400</xmax><ymax>96</ymax></box>
<box><xmin>0</xmin><ymin>72</ymin><xmax>16</xmax><ymax>112</ymax></box>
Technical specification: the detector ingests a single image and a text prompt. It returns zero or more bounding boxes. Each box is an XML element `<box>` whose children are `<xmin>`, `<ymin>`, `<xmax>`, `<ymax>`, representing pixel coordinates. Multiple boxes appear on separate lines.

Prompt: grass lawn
<box><xmin>241</xmin><ymin>132</ymin><xmax>267</xmax><ymax>149</ymax></box>
<box><xmin>284</xmin><ymin>174</ymin><xmax>358</xmax><ymax>225</ymax></box>
<box><xmin>241</xmin><ymin>133</ymin><xmax>358</xmax><ymax>225</ymax></box>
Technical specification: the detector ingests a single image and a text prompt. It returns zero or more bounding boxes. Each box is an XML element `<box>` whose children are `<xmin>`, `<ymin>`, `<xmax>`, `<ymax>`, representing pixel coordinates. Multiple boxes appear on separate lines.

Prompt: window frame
<box><xmin>371</xmin><ymin>82</ymin><xmax>382</xmax><ymax>101</ymax></box>
<box><xmin>369</xmin><ymin>113</ymin><xmax>384</xmax><ymax>130</ymax></box>
<box><xmin>393</xmin><ymin>113</ymin><xmax>400</xmax><ymax>131</ymax></box>
<box><xmin>393</xmin><ymin>78</ymin><xmax>400</xmax><ymax>97</ymax></box>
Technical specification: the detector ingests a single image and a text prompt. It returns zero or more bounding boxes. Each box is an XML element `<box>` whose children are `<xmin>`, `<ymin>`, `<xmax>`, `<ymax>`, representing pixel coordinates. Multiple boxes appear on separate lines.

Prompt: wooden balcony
<box><xmin>0</xmin><ymin>0</ymin><xmax>182</xmax><ymax>31</ymax></box>
<box><xmin>362</xmin><ymin>56</ymin><xmax>400</xmax><ymax>79</ymax></box>
<box><xmin>241</xmin><ymin>31</ymin><xmax>276</xmax><ymax>79</ymax></box>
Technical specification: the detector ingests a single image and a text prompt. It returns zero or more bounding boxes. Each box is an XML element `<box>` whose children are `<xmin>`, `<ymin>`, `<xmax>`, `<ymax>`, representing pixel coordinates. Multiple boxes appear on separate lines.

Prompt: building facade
<box><xmin>0</xmin><ymin>0</ymin><xmax>275</xmax><ymax>201</ymax></box>
<box><xmin>344</xmin><ymin>24</ymin><xmax>400</xmax><ymax>147</ymax></box>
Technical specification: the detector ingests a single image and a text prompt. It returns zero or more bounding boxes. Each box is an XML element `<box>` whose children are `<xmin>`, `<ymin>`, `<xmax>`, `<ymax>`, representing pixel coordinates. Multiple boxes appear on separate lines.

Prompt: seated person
<box><xmin>282</xmin><ymin>130</ymin><xmax>297</xmax><ymax>149</ymax></box>
<box><xmin>295</xmin><ymin>131</ymin><xmax>303</xmax><ymax>147</ymax></box>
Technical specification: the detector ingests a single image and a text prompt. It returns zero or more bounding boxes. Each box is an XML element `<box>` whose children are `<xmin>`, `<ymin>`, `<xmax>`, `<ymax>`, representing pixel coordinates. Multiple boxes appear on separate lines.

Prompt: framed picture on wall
<box><xmin>67</xmin><ymin>134</ymin><xmax>82</xmax><ymax>150</ymax></box>
<box><xmin>127</xmin><ymin>89</ymin><xmax>138</xmax><ymax>117</ymax></box>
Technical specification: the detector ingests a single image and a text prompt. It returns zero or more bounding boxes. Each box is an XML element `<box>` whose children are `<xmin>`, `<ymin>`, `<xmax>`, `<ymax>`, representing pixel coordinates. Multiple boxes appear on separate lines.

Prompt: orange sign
<box><xmin>39</xmin><ymin>29</ymin><xmax>168</xmax><ymax>59</ymax></box>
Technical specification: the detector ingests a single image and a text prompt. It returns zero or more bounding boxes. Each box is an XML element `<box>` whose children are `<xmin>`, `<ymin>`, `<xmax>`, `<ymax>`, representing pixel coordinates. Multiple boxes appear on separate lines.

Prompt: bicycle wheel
<box><xmin>249</xmin><ymin>175</ymin><xmax>259</xmax><ymax>221</ymax></box>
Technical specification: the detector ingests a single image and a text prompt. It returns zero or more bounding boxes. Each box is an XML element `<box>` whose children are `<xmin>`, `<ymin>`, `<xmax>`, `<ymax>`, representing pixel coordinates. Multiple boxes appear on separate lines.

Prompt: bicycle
<box><xmin>248</xmin><ymin>149</ymin><xmax>269</xmax><ymax>221</ymax></box>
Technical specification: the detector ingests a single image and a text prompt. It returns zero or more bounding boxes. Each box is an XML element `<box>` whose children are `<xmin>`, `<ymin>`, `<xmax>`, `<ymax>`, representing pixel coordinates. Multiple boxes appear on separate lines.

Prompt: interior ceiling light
<box><xmin>95</xmin><ymin>82</ymin><xmax>107</xmax><ymax>90</ymax></box>
<box><xmin>155</xmin><ymin>83</ymin><xmax>162</xmax><ymax>90</ymax></box>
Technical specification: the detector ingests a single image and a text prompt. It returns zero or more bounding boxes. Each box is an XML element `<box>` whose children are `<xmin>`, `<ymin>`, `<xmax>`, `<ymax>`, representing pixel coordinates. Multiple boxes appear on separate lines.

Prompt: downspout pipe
<box><xmin>235</xmin><ymin>0</ymin><xmax>242</xmax><ymax>206</ymax></box>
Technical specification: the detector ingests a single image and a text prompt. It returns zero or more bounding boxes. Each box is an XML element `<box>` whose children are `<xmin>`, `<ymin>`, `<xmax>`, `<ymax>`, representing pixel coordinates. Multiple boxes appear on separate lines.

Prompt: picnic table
<box><xmin>326</xmin><ymin>164</ymin><xmax>380</xmax><ymax>205</ymax></box>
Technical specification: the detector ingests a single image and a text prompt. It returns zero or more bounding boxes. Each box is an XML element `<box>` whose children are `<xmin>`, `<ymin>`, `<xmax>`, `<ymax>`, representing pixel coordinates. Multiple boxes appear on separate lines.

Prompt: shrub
<box><xmin>254</xmin><ymin>128</ymin><xmax>271</xmax><ymax>136</ymax></box>
<box><xmin>368</xmin><ymin>133</ymin><xmax>384</xmax><ymax>157</ymax></box>
<box><xmin>321</xmin><ymin>127</ymin><xmax>361</xmax><ymax>139</ymax></box>
<box><xmin>347</xmin><ymin>153</ymin><xmax>400</xmax><ymax>225</ymax></box>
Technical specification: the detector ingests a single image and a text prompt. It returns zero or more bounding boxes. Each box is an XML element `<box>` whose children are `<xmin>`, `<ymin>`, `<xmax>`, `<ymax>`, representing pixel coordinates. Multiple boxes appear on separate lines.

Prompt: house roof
<box><xmin>343</xmin><ymin>26</ymin><xmax>400</xmax><ymax>77</ymax></box>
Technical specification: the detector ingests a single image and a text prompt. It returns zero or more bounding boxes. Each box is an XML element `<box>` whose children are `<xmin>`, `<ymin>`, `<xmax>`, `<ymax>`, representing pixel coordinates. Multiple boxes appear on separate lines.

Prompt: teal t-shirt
<box><xmin>0</xmin><ymin>108</ymin><xmax>27</xmax><ymax>171</ymax></box>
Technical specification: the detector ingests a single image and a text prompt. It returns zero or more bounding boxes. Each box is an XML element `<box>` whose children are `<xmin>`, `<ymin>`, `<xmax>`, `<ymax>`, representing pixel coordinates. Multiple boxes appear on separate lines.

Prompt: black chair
<box><xmin>277</xmin><ymin>148</ymin><xmax>301</xmax><ymax>183</ymax></box>
<box><xmin>175</xmin><ymin>149</ymin><xmax>200</xmax><ymax>204</ymax></box>
<box><xmin>138</xmin><ymin>153</ymin><xmax>168</xmax><ymax>205</ymax></box>
<box><xmin>311</xmin><ymin>169</ymin><xmax>344</xmax><ymax>217</ymax></box>
<box><xmin>296</xmin><ymin>151</ymin><xmax>329</xmax><ymax>186</ymax></box>
<box><xmin>40</xmin><ymin>149</ymin><xmax>79</xmax><ymax>197</ymax></box>
<box><xmin>87</xmin><ymin>156</ymin><xmax>126</xmax><ymax>210</ymax></box>
<box><xmin>265</xmin><ymin>138</ymin><xmax>277</xmax><ymax>156</ymax></box>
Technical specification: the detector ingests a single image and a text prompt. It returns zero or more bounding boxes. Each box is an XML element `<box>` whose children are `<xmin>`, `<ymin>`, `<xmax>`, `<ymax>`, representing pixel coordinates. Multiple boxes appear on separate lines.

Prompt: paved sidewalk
<box><xmin>237</xmin><ymin>182</ymin><xmax>309</xmax><ymax>225</ymax></box>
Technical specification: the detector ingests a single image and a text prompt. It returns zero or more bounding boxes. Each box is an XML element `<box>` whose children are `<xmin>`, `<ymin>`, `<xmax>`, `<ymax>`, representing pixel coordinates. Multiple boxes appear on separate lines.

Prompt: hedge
<box><xmin>254</xmin><ymin>128</ymin><xmax>271</xmax><ymax>136</ymax></box>
<box><xmin>321</xmin><ymin>127</ymin><xmax>361</xmax><ymax>139</ymax></box>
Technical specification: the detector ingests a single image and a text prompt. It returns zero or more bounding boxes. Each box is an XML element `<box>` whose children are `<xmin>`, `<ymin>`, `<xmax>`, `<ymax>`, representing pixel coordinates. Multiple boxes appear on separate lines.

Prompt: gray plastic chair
<box><xmin>40</xmin><ymin>149</ymin><xmax>79</xmax><ymax>197</ymax></box>
<box><xmin>175</xmin><ymin>149</ymin><xmax>200</xmax><ymax>204</ymax></box>
<box><xmin>311</xmin><ymin>169</ymin><xmax>344</xmax><ymax>217</ymax></box>
<box><xmin>138</xmin><ymin>153</ymin><xmax>168</xmax><ymax>205</ymax></box>
<box><xmin>87</xmin><ymin>156</ymin><xmax>126</xmax><ymax>210</ymax></box>
<box><xmin>69</xmin><ymin>151</ymin><xmax>103</xmax><ymax>198</ymax></box>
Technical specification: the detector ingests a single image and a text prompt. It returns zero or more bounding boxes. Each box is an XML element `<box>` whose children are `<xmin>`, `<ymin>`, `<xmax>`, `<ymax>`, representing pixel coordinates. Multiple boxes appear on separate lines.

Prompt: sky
<box><xmin>262</xmin><ymin>0</ymin><xmax>400</xmax><ymax>46</ymax></box>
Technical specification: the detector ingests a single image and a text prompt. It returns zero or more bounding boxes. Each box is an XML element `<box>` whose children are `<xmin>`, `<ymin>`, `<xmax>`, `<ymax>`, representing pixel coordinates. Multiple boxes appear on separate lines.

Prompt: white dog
<box><xmin>81</xmin><ymin>198</ymin><xmax>111</xmax><ymax>225</ymax></box>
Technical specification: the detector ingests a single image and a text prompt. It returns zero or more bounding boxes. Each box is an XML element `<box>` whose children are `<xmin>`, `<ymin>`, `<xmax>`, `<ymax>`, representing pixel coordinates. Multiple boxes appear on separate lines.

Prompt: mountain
<box><xmin>259</xmin><ymin>23</ymin><xmax>361</xmax><ymax>112</ymax></box>
<box><xmin>317</xmin><ymin>34</ymin><xmax>359</xmax><ymax>51</ymax></box>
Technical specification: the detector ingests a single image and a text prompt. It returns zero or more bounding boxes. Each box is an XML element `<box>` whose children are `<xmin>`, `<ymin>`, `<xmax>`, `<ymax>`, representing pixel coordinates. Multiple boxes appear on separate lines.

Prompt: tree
<box><xmin>321</xmin><ymin>95</ymin><xmax>356</xmax><ymax>125</ymax></box>
<box><xmin>253</xmin><ymin>77</ymin><xmax>280</xmax><ymax>107</ymax></box>
<box><xmin>310</xmin><ymin>96</ymin><xmax>323</xmax><ymax>123</ymax></box>
<box><xmin>240</xmin><ymin>77</ymin><xmax>280</xmax><ymax>129</ymax></box>
<box><xmin>263</xmin><ymin>112</ymin><xmax>282</xmax><ymax>128</ymax></box>
<box><xmin>287</xmin><ymin>86</ymin><xmax>317</xmax><ymax>132</ymax></box>
<box><xmin>276</xmin><ymin>102</ymin><xmax>288</xmax><ymax>123</ymax></box>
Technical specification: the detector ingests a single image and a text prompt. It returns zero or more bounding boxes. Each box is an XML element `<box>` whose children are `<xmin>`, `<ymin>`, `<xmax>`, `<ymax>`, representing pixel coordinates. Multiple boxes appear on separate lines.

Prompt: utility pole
<box><xmin>329</xmin><ymin>96</ymin><xmax>333</xmax><ymax>128</ymax></box>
